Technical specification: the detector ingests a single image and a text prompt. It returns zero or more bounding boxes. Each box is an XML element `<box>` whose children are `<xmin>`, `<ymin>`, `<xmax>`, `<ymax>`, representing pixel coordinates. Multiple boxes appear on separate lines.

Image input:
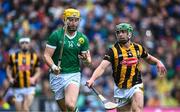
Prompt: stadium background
<box><xmin>0</xmin><ymin>0</ymin><xmax>179</xmax><ymax>111</ymax></box>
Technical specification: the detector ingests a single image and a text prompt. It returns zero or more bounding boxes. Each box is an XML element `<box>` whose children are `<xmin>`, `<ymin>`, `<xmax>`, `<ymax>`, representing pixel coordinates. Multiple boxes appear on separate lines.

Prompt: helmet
<box><xmin>63</xmin><ymin>8</ymin><xmax>80</xmax><ymax>21</ymax></box>
<box><xmin>115</xmin><ymin>23</ymin><xmax>133</xmax><ymax>33</ymax></box>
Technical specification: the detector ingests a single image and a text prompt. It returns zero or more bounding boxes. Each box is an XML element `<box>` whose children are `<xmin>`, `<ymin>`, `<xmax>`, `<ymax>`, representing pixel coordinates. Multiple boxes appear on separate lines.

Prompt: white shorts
<box><xmin>114</xmin><ymin>83</ymin><xmax>143</xmax><ymax>107</ymax></box>
<box><xmin>49</xmin><ymin>72</ymin><xmax>81</xmax><ymax>100</ymax></box>
<box><xmin>13</xmin><ymin>87</ymin><xmax>35</xmax><ymax>102</ymax></box>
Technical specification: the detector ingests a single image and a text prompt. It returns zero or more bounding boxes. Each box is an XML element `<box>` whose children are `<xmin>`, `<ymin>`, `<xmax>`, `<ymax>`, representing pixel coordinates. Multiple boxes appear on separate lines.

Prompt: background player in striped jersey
<box><xmin>86</xmin><ymin>23</ymin><xmax>167</xmax><ymax>112</ymax></box>
<box><xmin>44</xmin><ymin>8</ymin><xmax>91</xmax><ymax>111</ymax></box>
<box><xmin>6</xmin><ymin>37</ymin><xmax>41</xmax><ymax>112</ymax></box>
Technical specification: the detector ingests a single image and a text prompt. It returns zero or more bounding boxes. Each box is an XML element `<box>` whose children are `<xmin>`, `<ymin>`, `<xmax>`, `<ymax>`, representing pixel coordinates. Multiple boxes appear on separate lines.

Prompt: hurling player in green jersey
<box><xmin>44</xmin><ymin>8</ymin><xmax>91</xmax><ymax>111</ymax></box>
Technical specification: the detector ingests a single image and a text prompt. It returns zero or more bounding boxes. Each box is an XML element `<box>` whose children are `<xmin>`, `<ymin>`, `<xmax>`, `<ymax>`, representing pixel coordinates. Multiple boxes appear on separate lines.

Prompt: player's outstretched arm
<box><xmin>144</xmin><ymin>54</ymin><xmax>167</xmax><ymax>77</ymax></box>
<box><xmin>86</xmin><ymin>60</ymin><xmax>110</xmax><ymax>87</ymax></box>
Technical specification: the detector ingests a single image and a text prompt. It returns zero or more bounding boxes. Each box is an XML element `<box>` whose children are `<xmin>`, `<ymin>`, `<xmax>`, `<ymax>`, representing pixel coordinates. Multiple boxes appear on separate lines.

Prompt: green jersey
<box><xmin>46</xmin><ymin>28</ymin><xmax>89</xmax><ymax>73</ymax></box>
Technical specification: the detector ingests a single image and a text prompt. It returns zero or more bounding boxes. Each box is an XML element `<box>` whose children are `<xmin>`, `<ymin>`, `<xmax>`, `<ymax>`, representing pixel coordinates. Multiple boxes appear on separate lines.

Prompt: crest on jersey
<box><xmin>77</xmin><ymin>37</ymin><xmax>84</xmax><ymax>47</ymax></box>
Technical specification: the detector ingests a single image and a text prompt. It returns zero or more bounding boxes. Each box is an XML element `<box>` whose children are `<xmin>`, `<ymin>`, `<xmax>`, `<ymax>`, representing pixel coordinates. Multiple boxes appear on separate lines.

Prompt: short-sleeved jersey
<box><xmin>7</xmin><ymin>51</ymin><xmax>40</xmax><ymax>88</ymax></box>
<box><xmin>104</xmin><ymin>42</ymin><xmax>148</xmax><ymax>89</ymax></box>
<box><xmin>46</xmin><ymin>28</ymin><xmax>89</xmax><ymax>73</ymax></box>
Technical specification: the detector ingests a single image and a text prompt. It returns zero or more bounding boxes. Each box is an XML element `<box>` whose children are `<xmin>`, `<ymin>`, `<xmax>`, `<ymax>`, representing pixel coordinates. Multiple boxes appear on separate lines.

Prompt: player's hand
<box><xmin>8</xmin><ymin>77</ymin><xmax>15</xmax><ymax>84</ymax></box>
<box><xmin>30</xmin><ymin>77</ymin><xmax>36</xmax><ymax>85</ymax></box>
<box><xmin>86</xmin><ymin>79</ymin><xmax>94</xmax><ymax>88</ymax></box>
<box><xmin>79</xmin><ymin>52</ymin><xmax>91</xmax><ymax>66</ymax></box>
<box><xmin>78</xmin><ymin>53</ymin><xmax>87</xmax><ymax>60</ymax></box>
<box><xmin>157</xmin><ymin>61</ymin><xmax>167</xmax><ymax>78</ymax></box>
<box><xmin>51</xmin><ymin>64</ymin><xmax>61</xmax><ymax>75</ymax></box>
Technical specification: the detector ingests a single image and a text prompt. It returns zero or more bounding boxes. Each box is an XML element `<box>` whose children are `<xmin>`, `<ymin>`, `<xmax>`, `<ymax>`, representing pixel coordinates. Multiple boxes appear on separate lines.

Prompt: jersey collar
<box><xmin>65</xmin><ymin>31</ymin><xmax>77</xmax><ymax>40</ymax></box>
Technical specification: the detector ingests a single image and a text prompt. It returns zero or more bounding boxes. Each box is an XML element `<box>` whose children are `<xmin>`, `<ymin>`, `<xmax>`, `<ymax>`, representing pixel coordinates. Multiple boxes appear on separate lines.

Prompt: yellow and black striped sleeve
<box><xmin>141</xmin><ymin>45</ymin><xmax>148</xmax><ymax>58</ymax></box>
<box><xmin>136</xmin><ymin>44</ymin><xmax>148</xmax><ymax>58</ymax></box>
<box><xmin>103</xmin><ymin>48</ymin><xmax>113</xmax><ymax>63</ymax></box>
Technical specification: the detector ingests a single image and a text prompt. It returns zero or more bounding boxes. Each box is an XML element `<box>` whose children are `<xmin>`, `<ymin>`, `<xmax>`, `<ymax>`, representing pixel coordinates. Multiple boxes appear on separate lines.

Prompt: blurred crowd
<box><xmin>0</xmin><ymin>0</ymin><xmax>180</xmax><ymax>111</ymax></box>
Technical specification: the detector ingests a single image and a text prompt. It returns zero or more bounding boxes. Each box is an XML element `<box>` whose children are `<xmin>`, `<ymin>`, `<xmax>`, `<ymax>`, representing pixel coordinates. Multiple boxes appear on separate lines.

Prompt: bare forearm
<box><xmin>90</xmin><ymin>60</ymin><xmax>110</xmax><ymax>81</ymax></box>
<box><xmin>6</xmin><ymin>66</ymin><xmax>13</xmax><ymax>79</ymax></box>
<box><xmin>90</xmin><ymin>65</ymin><xmax>105</xmax><ymax>81</ymax></box>
<box><xmin>33</xmin><ymin>68</ymin><xmax>41</xmax><ymax>80</ymax></box>
<box><xmin>145</xmin><ymin>54</ymin><xmax>167</xmax><ymax>77</ymax></box>
<box><xmin>44</xmin><ymin>46</ymin><xmax>56</xmax><ymax>68</ymax></box>
<box><xmin>87</xmin><ymin>60</ymin><xmax>110</xmax><ymax>87</ymax></box>
<box><xmin>44</xmin><ymin>53</ymin><xmax>55</xmax><ymax>68</ymax></box>
<box><xmin>44</xmin><ymin>47</ymin><xmax>60</xmax><ymax>74</ymax></box>
<box><xmin>145</xmin><ymin>54</ymin><xmax>161</xmax><ymax>65</ymax></box>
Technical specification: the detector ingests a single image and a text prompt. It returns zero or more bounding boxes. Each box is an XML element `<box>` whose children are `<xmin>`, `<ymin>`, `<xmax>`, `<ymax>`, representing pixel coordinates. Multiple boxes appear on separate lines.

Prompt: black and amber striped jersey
<box><xmin>104</xmin><ymin>42</ymin><xmax>148</xmax><ymax>89</ymax></box>
<box><xmin>8</xmin><ymin>51</ymin><xmax>40</xmax><ymax>88</ymax></box>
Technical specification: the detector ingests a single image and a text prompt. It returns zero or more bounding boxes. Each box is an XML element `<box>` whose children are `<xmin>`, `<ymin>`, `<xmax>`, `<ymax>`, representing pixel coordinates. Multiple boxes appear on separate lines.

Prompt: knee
<box><xmin>137</xmin><ymin>104</ymin><xmax>143</xmax><ymax>111</ymax></box>
<box><xmin>132</xmin><ymin>104</ymin><xmax>143</xmax><ymax>112</ymax></box>
<box><xmin>23</xmin><ymin>104</ymin><xmax>30</xmax><ymax>112</ymax></box>
<box><xmin>23</xmin><ymin>106</ymin><xmax>29</xmax><ymax>112</ymax></box>
<box><xmin>139</xmin><ymin>105</ymin><xmax>143</xmax><ymax>110</ymax></box>
<box><xmin>66</xmin><ymin>102</ymin><xmax>76</xmax><ymax>111</ymax></box>
<box><xmin>66</xmin><ymin>99</ymin><xmax>76</xmax><ymax>111</ymax></box>
<box><xmin>132</xmin><ymin>92</ymin><xmax>144</xmax><ymax>112</ymax></box>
